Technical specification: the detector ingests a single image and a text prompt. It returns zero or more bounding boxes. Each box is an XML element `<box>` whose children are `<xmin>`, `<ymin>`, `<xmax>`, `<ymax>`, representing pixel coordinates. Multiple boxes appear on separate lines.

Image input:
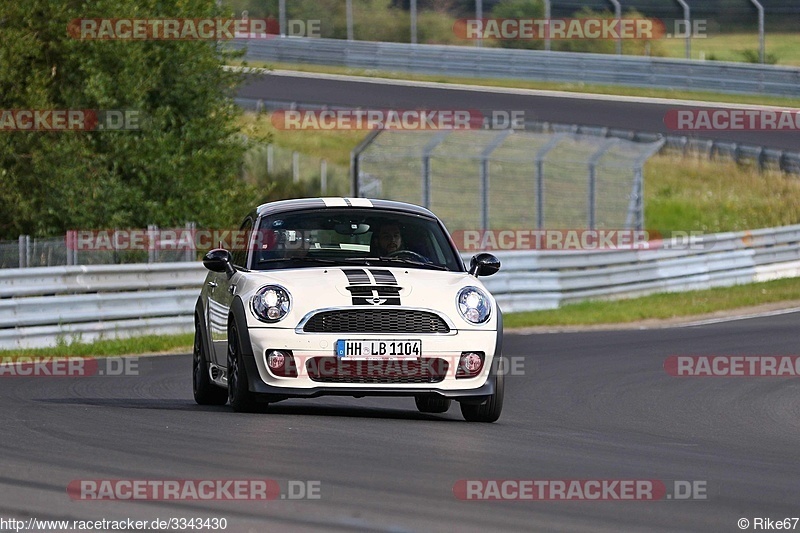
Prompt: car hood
<box><xmin>235</xmin><ymin>266</ymin><xmax>498</xmax><ymax>331</ymax></box>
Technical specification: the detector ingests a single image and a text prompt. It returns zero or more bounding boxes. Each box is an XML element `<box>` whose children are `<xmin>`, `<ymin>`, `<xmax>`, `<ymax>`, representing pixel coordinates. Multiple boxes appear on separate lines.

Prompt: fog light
<box><xmin>457</xmin><ymin>352</ymin><xmax>484</xmax><ymax>379</ymax></box>
<box><xmin>266</xmin><ymin>350</ymin><xmax>297</xmax><ymax>378</ymax></box>
<box><xmin>267</xmin><ymin>350</ymin><xmax>286</xmax><ymax>370</ymax></box>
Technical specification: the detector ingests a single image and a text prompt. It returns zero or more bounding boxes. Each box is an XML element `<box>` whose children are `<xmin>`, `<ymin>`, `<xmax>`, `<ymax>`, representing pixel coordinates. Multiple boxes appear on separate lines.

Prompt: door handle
<box><xmin>207</xmin><ymin>281</ymin><xmax>218</xmax><ymax>288</ymax></box>
<box><xmin>229</xmin><ymin>285</ymin><xmax>237</xmax><ymax>295</ymax></box>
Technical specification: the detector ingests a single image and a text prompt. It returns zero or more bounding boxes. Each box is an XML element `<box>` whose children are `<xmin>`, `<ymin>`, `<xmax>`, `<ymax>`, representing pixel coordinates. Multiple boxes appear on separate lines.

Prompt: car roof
<box><xmin>254</xmin><ymin>198</ymin><xmax>438</xmax><ymax>219</ymax></box>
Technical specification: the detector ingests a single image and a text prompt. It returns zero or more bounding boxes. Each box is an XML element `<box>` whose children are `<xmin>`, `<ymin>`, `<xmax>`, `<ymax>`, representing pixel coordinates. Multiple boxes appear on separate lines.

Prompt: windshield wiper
<box><xmin>257</xmin><ymin>257</ymin><xmax>341</xmax><ymax>265</ymax></box>
<box><xmin>258</xmin><ymin>256</ymin><xmax>449</xmax><ymax>271</ymax></box>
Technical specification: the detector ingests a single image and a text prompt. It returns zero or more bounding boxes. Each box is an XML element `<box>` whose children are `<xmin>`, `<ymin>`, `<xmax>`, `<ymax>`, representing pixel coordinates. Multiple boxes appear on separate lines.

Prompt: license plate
<box><xmin>336</xmin><ymin>339</ymin><xmax>422</xmax><ymax>359</ymax></box>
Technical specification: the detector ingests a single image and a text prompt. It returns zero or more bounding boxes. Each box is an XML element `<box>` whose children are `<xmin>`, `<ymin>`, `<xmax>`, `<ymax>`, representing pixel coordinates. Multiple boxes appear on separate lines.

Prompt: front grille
<box><xmin>306</xmin><ymin>357</ymin><xmax>449</xmax><ymax>383</ymax></box>
<box><xmin>302</xmin><ymin>310</ymin><xmax>450</xmax><ymax>333</ymax></box>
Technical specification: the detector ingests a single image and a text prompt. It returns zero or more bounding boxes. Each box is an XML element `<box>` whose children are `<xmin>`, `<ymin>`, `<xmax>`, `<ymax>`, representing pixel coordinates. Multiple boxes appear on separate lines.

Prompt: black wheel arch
<box><xmin>229</xmin><ymin>296</ymin><xmax>265</xmax><ymax>395</ymax></box>
<box><xmin>194</xmin><ymin>296</ymin><xmax>213</xmax><ymax>360</ymax></box>
<box><xmin>228</xmin><ymin>296</ymin><xmax>255</xmax><ymax>358</ymax></box>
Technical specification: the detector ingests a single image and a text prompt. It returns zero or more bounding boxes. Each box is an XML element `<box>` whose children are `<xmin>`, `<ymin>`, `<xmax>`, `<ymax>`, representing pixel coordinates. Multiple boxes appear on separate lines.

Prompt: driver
<box><xmin>375</xmin><ymin>222</ymin><xmax>404</xmax><ymax>256</ymax></box>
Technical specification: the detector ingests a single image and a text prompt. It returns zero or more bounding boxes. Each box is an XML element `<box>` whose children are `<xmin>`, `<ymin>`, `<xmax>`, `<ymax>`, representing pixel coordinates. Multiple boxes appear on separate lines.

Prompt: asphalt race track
<box><xmin>2</xmin><ymin>313</ymin><xmax>798</xmax><ymax>532</ymax></box>
<box><xmin>238</xmin><ymin>72</ymin><xmax>800</xmax><ymax>151</ymax></box>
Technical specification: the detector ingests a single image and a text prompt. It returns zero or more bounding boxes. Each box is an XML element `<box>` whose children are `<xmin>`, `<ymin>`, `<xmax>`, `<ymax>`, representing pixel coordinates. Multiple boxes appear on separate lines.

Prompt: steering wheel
<box><xmin>388</xmin><ymin>249</ymin><xmax>429</xmax><ymax>263</ymax></box>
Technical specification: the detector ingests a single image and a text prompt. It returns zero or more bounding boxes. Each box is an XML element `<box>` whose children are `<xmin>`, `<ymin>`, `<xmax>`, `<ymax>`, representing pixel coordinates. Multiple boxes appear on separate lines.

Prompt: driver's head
<box><xmin>376</xmin><ymin>223</ymin><xmax>403</xmax><ymax>255</ymax></box>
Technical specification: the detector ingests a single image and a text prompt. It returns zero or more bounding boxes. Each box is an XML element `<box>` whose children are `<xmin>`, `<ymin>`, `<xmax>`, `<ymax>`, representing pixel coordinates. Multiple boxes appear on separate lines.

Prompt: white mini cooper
<box><xmin>193</xmin><ymin>198</ymin><xmax>504</xmax><ymax>422</ymax></box>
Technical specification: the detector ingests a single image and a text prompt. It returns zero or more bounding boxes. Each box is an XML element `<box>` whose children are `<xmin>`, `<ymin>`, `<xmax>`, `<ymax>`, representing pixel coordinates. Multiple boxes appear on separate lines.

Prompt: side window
<box><xmin>231</xmin><ymin>217</ymin><xmax>253</xmax><ymax>268</ymax></box>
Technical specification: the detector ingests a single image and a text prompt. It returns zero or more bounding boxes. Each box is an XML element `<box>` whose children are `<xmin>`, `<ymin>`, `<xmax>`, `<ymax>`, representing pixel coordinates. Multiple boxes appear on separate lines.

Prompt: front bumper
<box><xmin>243</xmin><ymin>329</ymin><xmax>499</xmax><ymax>399</ymax></box>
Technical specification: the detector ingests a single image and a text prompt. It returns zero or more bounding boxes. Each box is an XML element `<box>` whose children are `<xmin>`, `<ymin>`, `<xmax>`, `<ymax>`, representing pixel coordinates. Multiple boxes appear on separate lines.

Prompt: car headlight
<box><xmin>457</xmin><ymin>287</ymin><xmax>492</xmax><ymax>324</ymax></box>
<box><xmin>251</xmin><ymin>285</ymin><xmax>291</xmax><ymax>323</ymax></box>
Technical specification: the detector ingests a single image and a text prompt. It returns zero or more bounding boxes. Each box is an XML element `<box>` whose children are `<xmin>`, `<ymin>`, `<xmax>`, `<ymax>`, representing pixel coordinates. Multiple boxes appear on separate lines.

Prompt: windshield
<box><xmin>249</xmin><ymin>208</ymin><xmax>464</xmax><ymax>272</ymax></box>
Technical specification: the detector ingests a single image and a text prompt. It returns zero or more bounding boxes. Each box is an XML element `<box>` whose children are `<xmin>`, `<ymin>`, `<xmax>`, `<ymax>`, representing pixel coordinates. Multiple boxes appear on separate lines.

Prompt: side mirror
<box><xmin>203</xmin><ymin>249</ymin><xmax>236</xmax><ymax>278</ymax></box>
<box><xmin>469</xmin><ymin>253</ymin><xmax>501</xmax><ymax>277</ymax></box>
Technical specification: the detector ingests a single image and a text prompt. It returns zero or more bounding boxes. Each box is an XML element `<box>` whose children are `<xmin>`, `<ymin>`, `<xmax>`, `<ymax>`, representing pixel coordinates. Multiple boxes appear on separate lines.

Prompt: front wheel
<box><xmin>460</xmin><ymin>371</ymin><xmax>504</xmax><ymax>423</ymax></box>
<box><xmin>227</xmin><ymin>325</ymin><xmax>263</xmax><ymax>413</ymax></box>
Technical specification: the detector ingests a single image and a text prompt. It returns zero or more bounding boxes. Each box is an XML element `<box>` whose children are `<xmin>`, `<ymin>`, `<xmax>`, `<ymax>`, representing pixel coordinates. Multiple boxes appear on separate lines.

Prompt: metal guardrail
<box><xmin>237</xmin><ymin>38</ymin><xmax>800</xmax><ymax>98</ymax></box>
<box><xmin>484</xmin><ymin>225</ymin><xmax>800</xmax><ymax>312</ymax></box>
<box><xmin>2</xmin><ymin>225</ymin><xmax>800</xmax><ymax>349</ymax></box>
<box><xmin>0</xmin><ymin>263</ymin><xmax>207</xmax><ymax>349</ymax></box>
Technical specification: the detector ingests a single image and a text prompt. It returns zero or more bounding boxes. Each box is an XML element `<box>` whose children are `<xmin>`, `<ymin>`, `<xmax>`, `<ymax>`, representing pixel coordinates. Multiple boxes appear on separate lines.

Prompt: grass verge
<box><xmin>236</xmin><ymin>60</ymin><xmax>800</xmax><ymax>108</ymax></box>
<box><xmin>645</xmin><ymin>154</ymin><xmax>800</xmax><ymax>234</ymax></box>
<box><xmin>659</xmin><ymin>33</ymin><xmax>800</xmax><ymax>66</ymax></box>
<box><xmin>0</xmin><ymin>333</ymin><xmax>193</xmax><ymax>359</ymax></box>
<box><xmin>504</xmin><ymin>277</ymin><xmax>800</xmax><ymax>328</ymax></box>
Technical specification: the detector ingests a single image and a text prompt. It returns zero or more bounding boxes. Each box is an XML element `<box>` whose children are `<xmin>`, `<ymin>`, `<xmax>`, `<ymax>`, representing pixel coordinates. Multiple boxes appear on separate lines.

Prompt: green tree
<box><xmin>0</xmin><ymin>0</ymin><xmax>252</xmax><ymax>239</ymax></box>
<box><xmin>491</xmin><ymin>0</ymin><xmax>545</xmax><ymax>50</ymax></box>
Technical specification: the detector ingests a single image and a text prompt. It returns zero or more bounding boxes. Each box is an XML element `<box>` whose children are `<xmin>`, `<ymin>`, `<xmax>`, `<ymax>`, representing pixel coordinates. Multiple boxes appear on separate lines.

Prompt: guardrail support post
<box><xmin>185</xmin><ymin>222</ymin><xmax>195</xmax><ymax>262</ymax></box>
<box><xmin>147</xmin><ymin>225</ymin><xmax>157</xmax><ymax>263</ymax></box>
<box><xmin>543</xmin><ymin>0</ymin><xmax>551</xmax><ymax>52</ymax></box>
<box><xmin>675</xmin><ymin>0</ymin><xmax>691</xmax><ymax>59</ymax></box>
<box><xmin>279</xmin><ymin>0</ymin><xmax>286</xmax><ymax>37</ymax></box>
<box><xmin>346</xmin><ymin>0</ymin><xmax>354</xmax><ymax>41</ymax></box>
<box><xmin>66</xmin><ymin>231</ymin><xmax>74</xmax><ymax>266</ymax></box>
<box><xmin>475</xmin><ymin>0</ymin><xmax>482</xmax><ymax>48</ymax></box>
<box><xmin>608</xmin><ymin>0</ymin><xmax>622</xmax><ymax>55</ymax></box>
<box><xmin>749</xmin><ymin>0</ymin><xmax>765</xmax><ymax>63</ymax></box>
<box><xmin>18</xmin><ymin>235</ymin><xmax>27</xmax><ymax>268</ymax></box>
<box><xmin>410</xmin><ymin>0</ymin><xmax>417</xmax><ymax>44</ymax></box>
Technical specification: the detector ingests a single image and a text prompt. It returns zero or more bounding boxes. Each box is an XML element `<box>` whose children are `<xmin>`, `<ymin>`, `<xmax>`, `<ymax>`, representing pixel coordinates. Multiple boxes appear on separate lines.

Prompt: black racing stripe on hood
<box><xmin>343</xmin><ymin>268</ymin><xmax>370</xmax><ymax>285</ymax></box>
<box><xmin>369</xmin><ymin>269</ymin><xmax>397</xmax><ymax>285</ymax></box>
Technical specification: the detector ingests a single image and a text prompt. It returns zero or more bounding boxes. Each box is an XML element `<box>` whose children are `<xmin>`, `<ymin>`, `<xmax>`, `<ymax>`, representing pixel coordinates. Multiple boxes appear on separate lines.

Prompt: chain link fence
<box><xmin>0</xmin><ymin>225</ymin><xmax>199</xmax><ymax>269</ymax></box>
<box><xmin>242</xmin><ymin>142</ymin><xmax>349</xmax><ymax>196</ymax></box>
<box><xmin>354</xmin><ymin>128</ymin><xmax>664</xmax><ymax>232</ymax></box>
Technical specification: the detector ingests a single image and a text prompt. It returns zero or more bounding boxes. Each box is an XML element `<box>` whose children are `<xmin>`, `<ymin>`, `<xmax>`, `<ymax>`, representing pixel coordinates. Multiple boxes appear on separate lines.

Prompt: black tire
<box><xmin>460</xmin><ymin>371</ymin><xmax>504</xmax><ymax>423</ymax></box>
<box><xmin>193</xmin><ymin>319</ymin><xmax>228</xmax><ymax>406</ymax></box>
<box><xmin>227</xmin><ymin>325</ymin><xmax>263</xmax><ymax>413</ymax></box>
<box><xmin>414</xmin><ymin>395</ymin><xmax>452</xmax><ymax>414</ymax></box>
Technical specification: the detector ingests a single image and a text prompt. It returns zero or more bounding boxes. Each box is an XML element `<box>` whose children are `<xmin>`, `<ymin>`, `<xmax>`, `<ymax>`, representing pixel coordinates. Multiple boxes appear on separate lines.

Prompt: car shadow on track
<box><xmin>36</xmin><ymin>398</ymin><xmax>462</xmax><ymax>421</ymax></box>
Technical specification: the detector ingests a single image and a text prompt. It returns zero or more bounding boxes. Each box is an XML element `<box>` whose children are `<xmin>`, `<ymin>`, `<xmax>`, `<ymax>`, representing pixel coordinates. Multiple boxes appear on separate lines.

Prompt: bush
<box><xmin>0</xmin><ymin>0</ymin><xmax>253</xmax><ymax>238</ymax></box>
<box><xmin>738</xmin><ymin>49</ymin><xmax>779</xmax><ymax>65</ymax></box>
